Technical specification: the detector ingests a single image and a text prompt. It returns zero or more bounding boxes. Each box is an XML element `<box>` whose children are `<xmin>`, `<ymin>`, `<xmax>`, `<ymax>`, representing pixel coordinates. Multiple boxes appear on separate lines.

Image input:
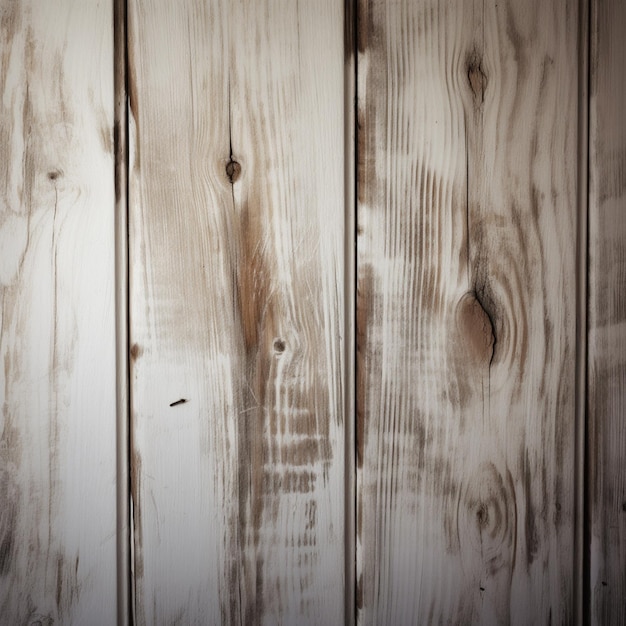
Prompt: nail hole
<box><xmin>273</xmin><ymin>339</ymin><xmax>286</xmax><ymax>354</ymax></box>
<box><xmin>47</xmin><ymin>170</ymin><xmax>61</xmax><ymax>181</ymax></box>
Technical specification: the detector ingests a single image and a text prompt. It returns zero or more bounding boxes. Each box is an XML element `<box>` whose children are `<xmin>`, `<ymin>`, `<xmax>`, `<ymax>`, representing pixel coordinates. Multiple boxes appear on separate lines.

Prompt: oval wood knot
<box><xmin>467</xmin><ymin>51</ymin><xmax>487</xmax><ymax>103</ymax></box>
<box><xmin>225</xmin><ymin>159</ymin><xmax>241</xmax><ymax>183</ymax></box>
<box><xmin>458</xmin><ymin>462</ymin><xmax>516</xmax><ymax>574</ymax></box>
<box><xmin>456</xmin><ymin>291</ymin><xmax>495</xmax><ymax>366</ymax></box>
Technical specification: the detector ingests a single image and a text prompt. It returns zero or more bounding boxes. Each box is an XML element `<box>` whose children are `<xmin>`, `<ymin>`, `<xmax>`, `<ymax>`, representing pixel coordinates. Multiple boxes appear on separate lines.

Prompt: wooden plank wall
<box><xmin>588</xmin><ymin>0</ymin><xmax>626</xmax><ymax>623</ymax></box>
<box><xmin>127</xmin><ymin>1</ymin><xmax>347</xmax><ymax>624</ymax></box>
<box><xmin>356</xmin><ymin>0</ymin><xmax>580</xmax><ymax>623</ymax></box>
<box><xmin>0</xmin><ymin>1</ymin><xmax>118</xmax><ymax>623</ymax></box>
<box><xmin>1</xmin><ymin>0</ymin><xmax>625</xmax><ymax>624</ymax></box>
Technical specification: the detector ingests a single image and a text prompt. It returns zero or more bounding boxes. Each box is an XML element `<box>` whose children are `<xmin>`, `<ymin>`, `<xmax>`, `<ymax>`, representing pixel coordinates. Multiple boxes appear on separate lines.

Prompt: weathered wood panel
<box><xmin>0</xmin><ymin>1</ymin><xmax>118</xmax><ymax>623</ymax></box>
<box><xmin>114</xmin><ymin>0</ymin><xmax>131</xmax><ymax>622</ymax></box>
<box><xmin>128</xmin><ymin>1</ymin><xmax>346</xmax><ymax>623</ymax></box>
<box><xmin>588</xmin><ymin>0</ymin><xmax>626</xmax><ymax>622</ymax></box>
<box><xmin>356</xmin><ymin>0</ymin><xmax>580</xmax><ymax>622</ymax></box>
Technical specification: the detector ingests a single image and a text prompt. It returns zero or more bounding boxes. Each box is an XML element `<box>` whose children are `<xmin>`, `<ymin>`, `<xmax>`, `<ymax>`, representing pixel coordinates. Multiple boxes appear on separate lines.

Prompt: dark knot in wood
<box><xmin>226</xmin><ymin>159</ymin><xmax>241</xmax><ymax>184</ymax></box>
<box><xmin>467</xmin><ymin>51</ymin><xmax>487</xmax><ymax>103</ymax></box>
<box><xmin>456</xmin><ymin>291</ymin><xmax>496</xmax><ymax>367</ymax></box>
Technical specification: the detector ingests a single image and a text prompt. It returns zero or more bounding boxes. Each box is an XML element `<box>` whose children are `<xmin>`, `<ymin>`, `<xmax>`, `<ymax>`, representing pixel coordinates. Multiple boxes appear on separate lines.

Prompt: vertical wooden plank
<box><xmin>114</xmin><ymin>0</ymin><xmax>131</xmax><ymax>622</ymax></box>
<box><xmin>128</xmin><ymin>1</ymin><xmax>346</xmax><ymax>623</ymax></box>
<box><xmin>588</xmin><ymin>0</ymin><xmax>626</xmax><ymax>622</ymax></box>
<box><xmin>345</xmin><ymin>1</ymin><xmax>357</xmax><ymax>624</ymax></box>
<box><xmin>357</xmin><ymin>0</ymin><xmax>580</xmax><ymax>623</ymax></box>
<box><xmin>0</xmin><ymin>1</ymin><xmax>117</xmax><ymax>623</ymax></box>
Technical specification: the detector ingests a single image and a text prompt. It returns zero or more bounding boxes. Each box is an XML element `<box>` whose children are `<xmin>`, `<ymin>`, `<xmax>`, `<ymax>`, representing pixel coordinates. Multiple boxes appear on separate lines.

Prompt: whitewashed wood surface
<box><xmin>588</xmin><ymin>0</ymin><xmax>626</xmax><ymax>623</ymax></box>
<box><xmin>127</xmin><ymin>1</ymin><xmax>347</xmax><ymax>623</ymax></box>
<box><xmin>0</xmin><ymin>1</ymin><xmax>118</xmax><ymax>623</ymax></box>
<box><xmin>1</xmin><ymin>0</ymin><xmax>625</xmax><ymax>623</ymax></box>
<box><xmin>356</xmin><ymin>0</ymin><xmax>580</xmax><ymax>623</ymax></box>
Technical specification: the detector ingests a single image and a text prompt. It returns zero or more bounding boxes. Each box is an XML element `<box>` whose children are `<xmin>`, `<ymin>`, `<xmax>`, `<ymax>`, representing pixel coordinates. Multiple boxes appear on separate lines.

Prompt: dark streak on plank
<box><xmin>588</xmin><ymin>0</ymin><xmax>626</xmax><ymax>622</ymax></box>
<box><xmin>344</xmin><ymin>0</ymin><xmax>355</xmax><ymax>62</ymax></box>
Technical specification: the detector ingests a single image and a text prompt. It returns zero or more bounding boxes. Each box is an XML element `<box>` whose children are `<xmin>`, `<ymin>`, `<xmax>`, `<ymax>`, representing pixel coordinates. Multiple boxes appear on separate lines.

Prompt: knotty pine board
<box><xmin>356</xmin><ymin>0</ymin><xmax>580</xmax><ymax>623</ymax></box>
<box><xmin>0</xmin><ymin>1</ymin><xmax>118</xmax><ymax>623</ymax></box>
<box><xmin>588</xmin><ymin>0</ymin><xmax>626</xmax><ymax>622</ymax></box>
<box><xmin>128</xmin><ymin>1</ymin><xmax>346</xmax><ymax>623</ymax></box>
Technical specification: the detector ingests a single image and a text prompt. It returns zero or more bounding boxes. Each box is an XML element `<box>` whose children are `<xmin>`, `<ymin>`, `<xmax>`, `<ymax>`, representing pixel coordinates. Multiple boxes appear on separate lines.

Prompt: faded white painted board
<box><xmin>0</xmin><ymin>1</ymin><xmax>117</xmax><ymax>623</ymax></box>
<box><xmin>128</xmin><ymin>1</ymin><xmax>346</xmax><ymax>623</ymax></box>
<box><xmin>588</xmin><ymin>0</ymin><xmax>626</xmax><ymax>622</ymax></box>
<box><xmin>357</xmin><ymin>0</ymin><xmax>580</xmax><ymax>623</ymax></box>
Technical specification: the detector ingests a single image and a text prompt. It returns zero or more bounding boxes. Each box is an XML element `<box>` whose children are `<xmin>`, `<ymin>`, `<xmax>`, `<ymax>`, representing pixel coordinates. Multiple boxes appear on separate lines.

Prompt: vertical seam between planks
<box><xmin>114</xmin><ymin>0</ymin><xmax>131</xmax><ymax>624</ymax></box>
<box><xmin>575</xmin><ymin>0</ymin><xmax>591</xmax><ymax>622</ymax></box>
<box><xmin>345</xmin><ymin>0</ymin><xmax>357</xmax><ymax>623</ymax></box>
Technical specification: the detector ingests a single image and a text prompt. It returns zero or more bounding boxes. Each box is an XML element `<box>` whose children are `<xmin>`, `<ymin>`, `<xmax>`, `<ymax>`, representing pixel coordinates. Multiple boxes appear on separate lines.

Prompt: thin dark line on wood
<box><xmin>345</xmin><ymin>0</ymin><xmax>357</xmax><ymax>623</ymax></box>
<box><xmin>575</xmin><ymin>0</ymin><xmax>591</xmax><ymax>623</ymax></box>
<box><xmin>114</xmin><ymin>0</ymin><xmax>131</xmax><ymax>623</ymax></box>
<box><xmin>465</xmin><ymin>121</ymin><xmax>470</xmax><ymax>281</ymax></box>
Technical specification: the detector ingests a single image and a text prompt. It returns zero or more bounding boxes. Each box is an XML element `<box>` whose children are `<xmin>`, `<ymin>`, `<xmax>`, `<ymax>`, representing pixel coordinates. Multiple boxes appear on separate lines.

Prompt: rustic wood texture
<box><xmin>114</xmin><ymin>0</ymin><xmax>131</xmax><ymax>622</ymax></box>
<box><xmin>0</xmin><ymin>1</ymin><xmax>118</xmax><ymax>623</ymax></box>
<box><xmin>356</xmin><ymin>0</ymin><xmax>580</xmax><ymax>623</ymax></box>
<box><xmin>128</xmin><ymin>1</ymin><xmax>346</xmax><ymax>623</ymax></box>
<box><xmin>588</xmin><ymin>0</ymin><xmax>626</xmax><ymax>622</ymax></box>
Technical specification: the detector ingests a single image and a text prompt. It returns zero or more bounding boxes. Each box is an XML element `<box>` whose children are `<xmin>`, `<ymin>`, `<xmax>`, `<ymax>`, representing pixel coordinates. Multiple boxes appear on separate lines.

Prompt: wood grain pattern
<box><xmin>588</xmin><ymin>0</ymin><xmax>626</xmax><ymax>622</ymax></box>
<box><xmin>128</xmin><ymin>1</ymin><xmax>346</xmax><ymax>623</ymax></box>
<box><xmin>356</xmin><ymin>0</ymin><xmax>580</xmax><ymax>622</ymax></box>
<box><xmin>0</xmin><ymin>1</ymin><xmax>117</xmax><ymax>623</ymax></box>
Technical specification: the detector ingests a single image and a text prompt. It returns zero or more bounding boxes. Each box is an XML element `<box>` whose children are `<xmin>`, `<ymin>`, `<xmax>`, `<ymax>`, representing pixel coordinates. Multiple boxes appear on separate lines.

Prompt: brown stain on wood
<box><xmin>233</xmin><ymin>172</ymin><xmax>336</xmax><ymax>617</ymax></box>
<box><xmin>130</xmin><ymin>449</ymin><xmax>145</xmax><ymax>625</ymax></box>
<box><xmin>233</xmin><ymin>189</ymin><xmax>270</xmax><ymax>618</ymax></box>
<box><xmin>0</xmin><ymin>420</ymin><xmax>19</xmax><ymax>578</ymax></box>
<box><xmin>99</xmin><ymin>123</ymin><xmax>113</xmax><ymax>156</ymax></box>
<box><xmin>129</xmin><ymin>342</ymin><xmax>141</xmax><ymax>360</ymax></box>
<box><xmin>355</xmin><ymin>262</ymin><xmax>373</xmax><ymax>470</ymax></box>
<box><xmin>344</xmin><ymin>0</ymin><xmax>355</xmax><ymax>61</ymax></box>
<box><xmin>126</xmin><ymin>17</ymin><xmax>140</xmax><ymax>170</ymax></box>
